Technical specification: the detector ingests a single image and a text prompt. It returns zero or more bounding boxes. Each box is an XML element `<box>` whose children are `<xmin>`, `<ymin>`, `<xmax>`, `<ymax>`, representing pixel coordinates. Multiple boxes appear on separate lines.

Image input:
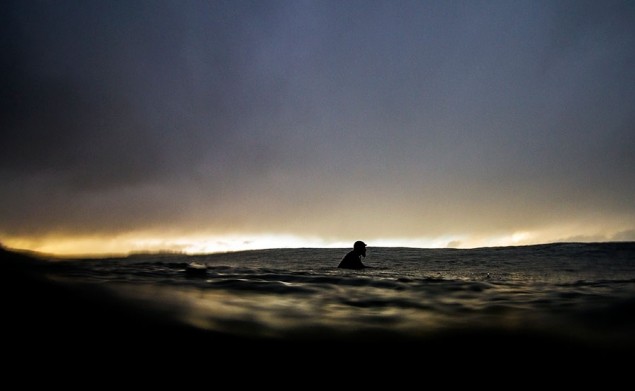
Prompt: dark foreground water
<box><xmin>3</xmin><ymin>242</ymin><xmax>635</xmax><ymax>370</ymax></box>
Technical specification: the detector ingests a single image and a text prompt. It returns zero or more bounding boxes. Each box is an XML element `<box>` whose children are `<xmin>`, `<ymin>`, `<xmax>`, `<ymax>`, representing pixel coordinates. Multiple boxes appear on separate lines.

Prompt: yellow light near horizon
<box><xmin>2</xmin><ymin>224</ymin><xmax>632</xmax><ymax>257</ymax></box>
<box><xmin>0</xmin><ymin>233</ymin><xmax>511</xmax><ymax>256</ymax></box>
<box><xmin>3</xmin><ymin>233</ymin><xmax>446</xmax><ymax>256</ymax></box>
<box><xmin>2</xmin><ymin>233</ymin><xmax>352</xmax><ymax>257</ymax></box>
<box><xmin>512</xmin><ymin>231</ymin><xmax>532</xmax><ymax>243</ymax></box>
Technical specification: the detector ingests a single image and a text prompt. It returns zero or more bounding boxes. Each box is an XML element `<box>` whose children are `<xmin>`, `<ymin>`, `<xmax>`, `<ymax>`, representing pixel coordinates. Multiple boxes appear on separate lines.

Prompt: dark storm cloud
<box><xmin>1</xmin><ymin>0</ymin><xmax>634</xmax><ymax>244</ymax></box>
<box><xmin>0</xmin><ymin>0</ymin><xmax>295</xmax><ymax>233</ymax></box>
<box><xmin>2</xmin><ymin>1</ymin><xmax>259</xmax><ymax>178</ymax></box>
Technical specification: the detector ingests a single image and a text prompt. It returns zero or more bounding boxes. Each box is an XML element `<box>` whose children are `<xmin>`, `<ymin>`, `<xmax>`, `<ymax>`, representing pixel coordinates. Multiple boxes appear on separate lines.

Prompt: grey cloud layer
<box><xmin>2</xmin><ymin>0</ymin><xmax>634</xmax><ymax>240</ymax></box>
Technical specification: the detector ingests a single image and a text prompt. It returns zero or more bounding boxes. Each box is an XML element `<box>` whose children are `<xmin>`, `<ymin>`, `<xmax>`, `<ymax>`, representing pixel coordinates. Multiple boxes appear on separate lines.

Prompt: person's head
<box><xmin>353</xmin><ymin>240</ymin><xmax>367</xmax><ymax>257</ymax></box>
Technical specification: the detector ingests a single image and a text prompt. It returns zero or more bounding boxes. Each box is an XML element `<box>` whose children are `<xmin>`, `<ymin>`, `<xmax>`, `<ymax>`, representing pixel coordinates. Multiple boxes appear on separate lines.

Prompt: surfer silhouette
<box><xmin>338</xmin><ymin>241</ymin><xmax>368</xmax><ymax>269</ymax></box>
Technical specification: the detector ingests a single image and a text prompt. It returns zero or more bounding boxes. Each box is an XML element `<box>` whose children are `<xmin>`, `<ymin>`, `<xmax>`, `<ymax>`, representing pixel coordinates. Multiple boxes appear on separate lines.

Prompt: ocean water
<box><xmin>39</xmin><ymin>242</ymin><xmax>635</xmax><ymax>347</ymax></box>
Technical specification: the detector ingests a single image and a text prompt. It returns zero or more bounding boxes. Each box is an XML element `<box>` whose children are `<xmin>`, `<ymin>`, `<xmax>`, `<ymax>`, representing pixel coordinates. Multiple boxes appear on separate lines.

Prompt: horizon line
<box><xmin>3</xmin><ymin>240</ymin><xmax>633</xmax><ymax>260</ymax></box>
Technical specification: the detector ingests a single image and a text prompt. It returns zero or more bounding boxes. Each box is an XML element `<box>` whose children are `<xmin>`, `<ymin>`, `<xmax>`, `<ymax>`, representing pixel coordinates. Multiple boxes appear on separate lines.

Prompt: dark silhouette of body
<box><xmin>338</xmin><ymin>241</ymin><xmax>368</xmax><ymax>269</ymax></box>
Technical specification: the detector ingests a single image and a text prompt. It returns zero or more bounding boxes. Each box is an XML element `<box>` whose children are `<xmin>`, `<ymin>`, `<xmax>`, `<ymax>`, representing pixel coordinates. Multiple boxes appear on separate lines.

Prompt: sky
<box><xmin>2</xmin><ymin>0</ymin><xmax>635</xmax><ymax>255</ymax></box>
